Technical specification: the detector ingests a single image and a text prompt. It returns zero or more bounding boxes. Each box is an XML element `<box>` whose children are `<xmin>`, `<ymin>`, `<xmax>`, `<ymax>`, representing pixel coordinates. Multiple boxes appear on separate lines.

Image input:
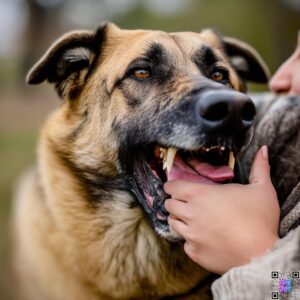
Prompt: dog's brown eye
<box><xmin>212</xmin><ymin>71</ymin><xmax>224</xmax><ymax>81</ymax></box>
<box><xmin>133</xmin><ymin>69</ymin><xmax>151</xmax><ymax>79</ymax></box>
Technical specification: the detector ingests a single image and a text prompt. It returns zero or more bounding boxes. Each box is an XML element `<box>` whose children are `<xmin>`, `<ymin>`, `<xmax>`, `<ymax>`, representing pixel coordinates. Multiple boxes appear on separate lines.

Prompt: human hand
<box><xmin>164</xmin><ymin>146</ymin><xmax>280</xmax><ymax>274</ymax></box>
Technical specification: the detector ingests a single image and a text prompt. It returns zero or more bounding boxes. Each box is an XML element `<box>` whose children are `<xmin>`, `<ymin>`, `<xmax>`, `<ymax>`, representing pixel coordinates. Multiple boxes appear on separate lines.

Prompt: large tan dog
<box><xmin>13</xmin><ymin>23</ymin><xmax>269</xmax><ymax>300</ymax></box>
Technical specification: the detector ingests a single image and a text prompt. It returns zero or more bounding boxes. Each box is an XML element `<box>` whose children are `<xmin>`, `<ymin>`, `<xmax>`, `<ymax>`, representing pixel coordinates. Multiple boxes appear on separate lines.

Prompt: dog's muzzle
<box><xmin>123</xmin><ymin>87</ymin><xmax>256</xmax><ymax>242</ymax></box>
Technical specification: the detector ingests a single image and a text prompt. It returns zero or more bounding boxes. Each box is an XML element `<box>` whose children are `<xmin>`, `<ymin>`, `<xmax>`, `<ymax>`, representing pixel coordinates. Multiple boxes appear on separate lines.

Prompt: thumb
<box><xmin>249</xmin><ymin>145</ymin><xmax>271</xmax><ymax>184</ymax></box>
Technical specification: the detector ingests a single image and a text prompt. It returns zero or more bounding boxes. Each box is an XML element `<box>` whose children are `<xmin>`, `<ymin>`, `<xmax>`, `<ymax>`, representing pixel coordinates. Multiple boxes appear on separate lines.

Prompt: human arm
<box><xmin>212</xmin><ymin>227</ymin><xmax>300</xmax><ymax>300</ymax></box>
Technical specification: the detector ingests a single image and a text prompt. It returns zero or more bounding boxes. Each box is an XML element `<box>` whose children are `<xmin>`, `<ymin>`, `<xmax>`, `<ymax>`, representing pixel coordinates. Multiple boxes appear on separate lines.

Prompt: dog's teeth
<box><xmin>163</xmin><ymin>160</ymin><xmax>167</xmax><ymax>170</ymax></box>
<box><xmin>206</xmin><ymin>148</ymin><xmax>210</xmax><ymax>152</ymax></box>
<box><xmin>160</xmin><ymin>149</ymin><xmax>164</xmax><ymax>158</ymax></box>
<box><xmin>220</xmin><ymin>146</ymin><xmax>225</xmax><ymax>151</ymax></box>
<box><xmin>163</xmin><ymin>147</ymin><xmax>177</xmax><ymax>172</ymax></box>
<box><xmin>160</xmin><ymin>147</ymin><xmax>166</xmax><ymax>159</ymax></box>
<box><xmin>228</xmin><ymin>151</ymin><xmax>235</xmax><ymax>170</ymax></box>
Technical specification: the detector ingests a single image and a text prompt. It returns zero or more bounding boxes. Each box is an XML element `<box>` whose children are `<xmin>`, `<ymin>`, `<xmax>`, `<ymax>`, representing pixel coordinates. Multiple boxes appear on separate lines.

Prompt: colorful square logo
<box><xmin>271</xmin><ymin>271</ymin><xmax>300</xmax><ymax>299</ymax></box>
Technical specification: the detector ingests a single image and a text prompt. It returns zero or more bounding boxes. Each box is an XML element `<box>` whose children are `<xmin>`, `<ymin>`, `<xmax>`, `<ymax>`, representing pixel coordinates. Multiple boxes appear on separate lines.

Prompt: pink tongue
<box><xmin>167</xmin><ymin>155</ymin><xmax>234</xmax><ymax>184</ymax></box>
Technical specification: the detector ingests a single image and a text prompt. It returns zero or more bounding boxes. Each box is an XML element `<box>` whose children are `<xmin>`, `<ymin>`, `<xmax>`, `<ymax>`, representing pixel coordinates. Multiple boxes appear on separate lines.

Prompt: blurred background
<box><xmin>0</xmin><ymin>0</ymin><xmax>299</xmax><ymax>298</ymax></box>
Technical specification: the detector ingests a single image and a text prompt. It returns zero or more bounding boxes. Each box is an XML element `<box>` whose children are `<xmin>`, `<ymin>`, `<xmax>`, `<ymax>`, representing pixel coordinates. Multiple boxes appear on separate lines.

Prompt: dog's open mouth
<box><xmin>154</xmin><ymin>146</ymin><xmax>235</xmax><ymax>183</ymax></box>
<box><xmin>128</xmin><ymin>142</ymin><xmax>237</xmax><ymax>235</ymax></box>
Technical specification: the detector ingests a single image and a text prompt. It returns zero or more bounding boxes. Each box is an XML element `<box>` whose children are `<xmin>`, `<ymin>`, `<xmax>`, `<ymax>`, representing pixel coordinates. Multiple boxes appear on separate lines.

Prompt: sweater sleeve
<box><xmin>211</xmin><ymin>227</ymin><xmax>300</xmax><ymax>300</ymax></box>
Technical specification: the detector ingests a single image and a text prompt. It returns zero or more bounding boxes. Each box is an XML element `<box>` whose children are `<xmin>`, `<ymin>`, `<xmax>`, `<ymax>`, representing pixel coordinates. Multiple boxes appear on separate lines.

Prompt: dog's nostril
<box><xmin>196</xmin><ymin>90</ymin><xmax>256</xmax><ymax>132</ymax></box>
<box><xmin>200</xmin><ymin>102</ymin><xmax>229</xmax><ymax>122</ymax></box>
<box><xmin>241</xmin><ymin>101</ymin><xmax>256</xmax><ymax>122</ymax></box>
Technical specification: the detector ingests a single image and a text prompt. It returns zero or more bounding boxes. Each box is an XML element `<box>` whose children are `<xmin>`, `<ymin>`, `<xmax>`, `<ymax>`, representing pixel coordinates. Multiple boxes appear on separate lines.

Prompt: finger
<box><xmin>164</xmin><ymin>180</ymin><xmax>205</xmax><ymax>200</ymax></box>
<box><xmin>249</xmin><ymin>145</ymin><xmax>271</xmax><ymax>184</ymax></box>
<box><xmin>164</xmin><ymin>199</ymin><xmax>190</xmax><ymax>222</ymax></box>
<box><xmin>168</xmin><ymin>216</ymin><xmax>188</xmax><ymax>237</ymax></box>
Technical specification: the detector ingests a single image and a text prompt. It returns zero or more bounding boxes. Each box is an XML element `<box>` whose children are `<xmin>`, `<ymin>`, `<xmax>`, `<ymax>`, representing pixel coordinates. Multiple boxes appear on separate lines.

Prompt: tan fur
<box><xmin>13</xmin><ymin>23</ymin><xmax>269</xmax><ymax>300</ymax></box>
<box><xmin>13</xmin><ymin>117</ymin><xmax>209</xmax><ymax>299</ymax></box>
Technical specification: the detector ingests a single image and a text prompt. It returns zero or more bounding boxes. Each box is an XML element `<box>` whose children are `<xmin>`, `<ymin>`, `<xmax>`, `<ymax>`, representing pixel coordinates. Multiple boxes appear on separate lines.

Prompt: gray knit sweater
<box><xmin>212</xmin><ymin>94</ymin><xmax>300</xmax><ymax>300</ymax></box>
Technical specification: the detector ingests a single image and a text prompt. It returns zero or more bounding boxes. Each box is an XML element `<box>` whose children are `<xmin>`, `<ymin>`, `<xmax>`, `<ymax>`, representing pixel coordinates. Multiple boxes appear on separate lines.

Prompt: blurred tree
<box><xmin>22</xmin><ymin>0</ymin><xmax>66</xmax><ymax>80</ymax></box>
<box><xmin>272</xmin><ymin>0</ymin><xmax>300</xmax><ymax>66</ymax></box>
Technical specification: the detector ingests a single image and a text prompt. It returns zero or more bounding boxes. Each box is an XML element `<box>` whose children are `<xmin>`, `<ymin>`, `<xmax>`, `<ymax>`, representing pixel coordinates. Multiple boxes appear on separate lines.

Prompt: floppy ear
<box><xmin>223</xmin><ymin>37</ymin><xmax>270</xmax><ymax>83</ymax></box>
<box><xmin>26</xmin><ymin>23</ymin><xmax>108</xmax><ymax>99</ymax></box>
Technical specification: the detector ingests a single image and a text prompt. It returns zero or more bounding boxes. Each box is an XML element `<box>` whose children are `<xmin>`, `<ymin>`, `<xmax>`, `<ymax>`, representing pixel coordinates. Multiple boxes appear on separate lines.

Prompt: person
<box><xmin>164</xmin><ymin>31</ymin><xmax>300</xmax><ymax>299</ymax></box>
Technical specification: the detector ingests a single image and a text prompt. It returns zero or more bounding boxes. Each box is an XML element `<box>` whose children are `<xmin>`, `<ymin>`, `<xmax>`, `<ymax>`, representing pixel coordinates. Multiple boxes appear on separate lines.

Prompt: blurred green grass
<box><xmin>0</xmin><ymin>131</ymin><xmax>37</xmax><ymax>257</ymax></box>
<box><xmin>0</xmin><ymin>130</ymin><xmax>37</xmax><ymax>298</ymax></box>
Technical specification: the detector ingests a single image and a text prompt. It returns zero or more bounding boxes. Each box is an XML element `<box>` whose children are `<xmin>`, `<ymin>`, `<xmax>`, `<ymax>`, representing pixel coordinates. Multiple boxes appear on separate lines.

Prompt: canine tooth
<box><xmin>160</xmin><ymin>150</ymin><xmax>164</xmax><ymax>158</ymax></box>
<box><xmin>206</xmin><ymin>148</ymin><xmax>210</xmax><ymax>152</ymax></box>
<box><xmin>228</xmin><ymin>151</ymin><xmax>235</xmax><ymax>170</ymax></box>
<box><xmin>160</xmin><ymin>147</ymin><xmax>166</xmax><ymax>159</ymax></box>
<box><xmin>220</xmin><ymin>146</ymin><xmax>225</xmax><ymax>151</ymax></box>
<box><xmin>163</xmin><ymin>147</ymin><xmax>177</xmax><ymax>172</ymax></box>
<box><xmin>163</xmin><ymin>161</ymin><xmax>168</xmax><ymax>170</ymax></box>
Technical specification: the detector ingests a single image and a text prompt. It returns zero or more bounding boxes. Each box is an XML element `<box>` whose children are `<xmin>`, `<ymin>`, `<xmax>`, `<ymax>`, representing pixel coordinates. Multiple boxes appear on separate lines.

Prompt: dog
<box><xmin>13</xmin><ymin>22</ymin><xmax>269</xmax><ymax>300</ymax></box>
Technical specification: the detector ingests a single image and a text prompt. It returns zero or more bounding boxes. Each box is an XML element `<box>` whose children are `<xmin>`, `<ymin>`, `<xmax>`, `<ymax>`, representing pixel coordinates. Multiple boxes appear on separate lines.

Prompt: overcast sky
<box><xmin>0</xmin><ymin>0</ymin><xmax>27</xmax><ymax>55</ymax></box>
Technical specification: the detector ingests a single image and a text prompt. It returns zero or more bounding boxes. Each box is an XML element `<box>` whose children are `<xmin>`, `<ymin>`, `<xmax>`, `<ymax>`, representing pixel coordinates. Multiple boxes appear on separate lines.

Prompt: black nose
<box><xmin>197</xmin><ymin>90</ymin><xmax>256</xmax><ymax>132</ymax></box>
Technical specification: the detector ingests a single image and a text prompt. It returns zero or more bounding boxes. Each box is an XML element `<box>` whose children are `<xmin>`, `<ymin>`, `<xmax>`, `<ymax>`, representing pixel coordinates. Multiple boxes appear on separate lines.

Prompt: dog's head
<box><xmin>27</xmin><ymin>23</ymin><xmax>269</xmax><ymax>241</ymax></box>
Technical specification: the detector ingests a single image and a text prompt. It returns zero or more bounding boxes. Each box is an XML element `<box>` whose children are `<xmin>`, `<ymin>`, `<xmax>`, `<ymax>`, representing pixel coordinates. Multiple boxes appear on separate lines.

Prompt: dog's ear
<box><xmin>223</xmin><ymin>37</ymin><xmax>270</xmax><ymax>83</ymax></box>
<box><xmin>26</xmin><ymin>22</ymin><xmax>109</xmax><ymax>99</ymax></box>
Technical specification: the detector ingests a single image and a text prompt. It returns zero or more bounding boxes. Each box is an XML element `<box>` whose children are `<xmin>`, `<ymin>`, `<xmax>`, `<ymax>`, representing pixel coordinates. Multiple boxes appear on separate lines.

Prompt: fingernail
<box><xmin>262</xmin><ymin>145</ymin><xmax>268</xmax><ymax>160</ymax></box>
<box><xmin>164</xmin><ymin>198</ymin><xmax>171</xmax><ymax>207</ymax></box>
